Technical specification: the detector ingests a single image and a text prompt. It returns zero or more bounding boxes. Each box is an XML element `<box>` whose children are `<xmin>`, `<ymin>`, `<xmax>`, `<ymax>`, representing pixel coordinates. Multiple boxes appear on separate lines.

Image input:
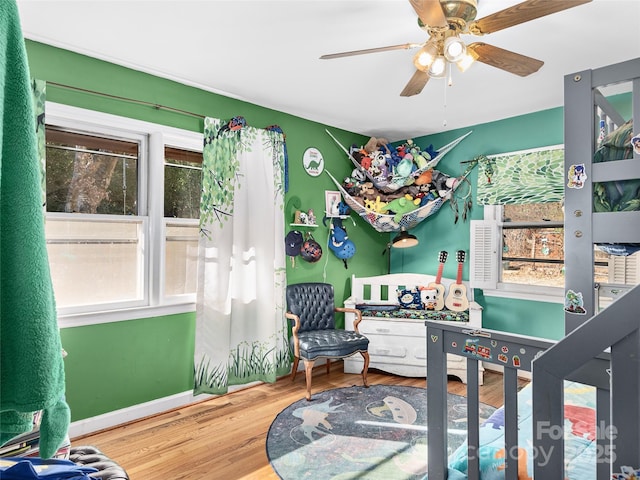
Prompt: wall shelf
<box><xmin>290</xmin><ymin>223</ymin><xmax>318</xmax><ymax>228</ymax></box>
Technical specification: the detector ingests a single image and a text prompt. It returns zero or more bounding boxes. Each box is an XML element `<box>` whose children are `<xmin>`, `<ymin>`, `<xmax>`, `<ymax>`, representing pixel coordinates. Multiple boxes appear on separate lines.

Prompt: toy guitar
<box><xmin>444</xmin><ymin>250</ymin><xmax>469</xmax><ymax>312</ymax></box>
<box><xmin>426</xmin><ymin>251</ymin><xmax>448</xmax><ymax>311</ymax></box>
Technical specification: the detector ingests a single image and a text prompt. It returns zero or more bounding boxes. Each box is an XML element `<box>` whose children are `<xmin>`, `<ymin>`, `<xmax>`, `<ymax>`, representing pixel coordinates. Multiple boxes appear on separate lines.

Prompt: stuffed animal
<box><xmin>414</xmin><ymin>191</ymin><xmax>435</xmax><ymax>206</ymax></box>
<box><xmin>386</xmin><ymin>149</ymin><xmax>403</xmax><ymax>175</ymax></box>
<box><xmin>419</xmin><ymin>288</ymin><xmax>438</xmax><ymax>310</ymax></box>
<box><xmin>363</xmin><ymin>196</ymin><xmax>389</xmax><ymax>213</ymax></box>
<box><xmin>414</xmin><ymin>169</ymin><xmax>433</xmax><ymax>186</ymax></box>
<box><xmin>357</xmin><ymin>182</ymin><xmax>376</xmax><ymax>198</ymax></box>
<box><xmin>370</xmin><ymin>151</ymin><xmax>389</xmax><ymax>185</ymax></box>
<box><xmin>409</xmin><ymin>145</ymin><xmax>429</xmax><ymax>169</ymax></box>
<box><xmin>385</xmin><ymin>194</ymin><xmax>420</xmax><ymax>222</ymax></box>
<box><xmin>397</xmin><ymin>288</ymin><xmax>423</xmax><ymax>309</ymax></box>
<box><xmin>337</xmin><ymin>201</ymin><xmax>351</xmax><ymax>216</ymax></box>
<box><xmin>351</xmin><ymin>168</ymin><xmax>366</xmax><ymax>182</ymax></box>
<box><xmin>343</xmin><ymin>176</ymin><xmax>357</xmax><ymax>194</ymax></box>
<box><xmin>349</xmin><ymin>144</ymin><xmax>363</xmax><ymax>163</ymax></box>
<box><xmin>392</xmin><ymin>157</ymin><xmax>415</xmax><ymax>185</ymax></box>
<box><xmin>424</xmin><ymin>143</ymin><xmax>439</xmax><ymax>159</ymax></box>
<box><xmin>364</xmin><ymin>136</ymin><xmax>391</xmax><ymax>154</ymax></box>
<box><xmin>431</xmin><ymin>170</ymin><xmax>458</xmax><ymax>198</ymax></box>
<box><xmin>364</xmin><ymin>137</ymin><xmax>379</xmax><ymax>154</ymax></box>
<box><xmin>360</xmin><ymin>152</ymin><xmax>372</xmax><ymax>170</ymax></box>
<box><xmin>371</xmin><ymin>150</ymin><xmax>386</xmax><ymax>166</ymax></box>
<box><xmin>306</xmin><ymin>209</ymin><xmax>316</xmax><ymax>225</ymax></box>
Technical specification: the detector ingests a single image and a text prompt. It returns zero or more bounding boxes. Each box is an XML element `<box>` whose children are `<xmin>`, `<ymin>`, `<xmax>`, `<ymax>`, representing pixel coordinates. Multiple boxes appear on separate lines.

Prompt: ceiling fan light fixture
<box><xmin>413</xmin><ymin>41</ymin><xmax>438</xmax><ymax>72</ymax></box>
<box><xmin>428</xmin><ymin>55</ymin><xmax>447</xmax><ymax>78</ymax></box>
<box><xmin>456</xmin><ymin>48</ymin><xmax>478</xmax><ymax>72</ymax></box>
<box><xmin>443</xmin><ymin>35</ymin><xmax>467</xmax><ymax>63</ymax></box>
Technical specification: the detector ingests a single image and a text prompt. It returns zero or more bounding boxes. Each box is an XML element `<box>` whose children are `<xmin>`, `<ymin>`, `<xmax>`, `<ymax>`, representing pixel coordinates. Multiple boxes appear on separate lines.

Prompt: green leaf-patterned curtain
<box><xmin>194</xmin><ymin>117</ymin><xmax>289</xmax><ymax>396</ymax></box>
<box><xmin>32</xmin><ymin>79</ymin><xmax>46</xmax><ymax>204</ymax></box>
<box><xmin>477</xmin><ymin>146</ymin><xmax>564</xmax><ymax>205</ymax></box>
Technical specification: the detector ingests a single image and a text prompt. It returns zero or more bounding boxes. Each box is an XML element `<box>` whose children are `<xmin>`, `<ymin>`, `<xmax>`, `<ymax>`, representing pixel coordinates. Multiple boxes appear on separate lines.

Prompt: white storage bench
<box><xmin>343</xmin><ymin>273</ymin><xmax>483</xmax><ymax>384</ymax></box>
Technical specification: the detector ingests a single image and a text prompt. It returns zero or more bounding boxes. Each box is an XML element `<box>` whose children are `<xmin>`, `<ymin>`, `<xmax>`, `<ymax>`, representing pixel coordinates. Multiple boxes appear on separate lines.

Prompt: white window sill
<box><xmin>481</xmin><ymin>284</ymin><xmax>564</xmax><ymax>304</ymax></box>
<box><xmin>58</xmin><ymin>302</ymin><xmax>196</xmax><ymax>328</ymax></box>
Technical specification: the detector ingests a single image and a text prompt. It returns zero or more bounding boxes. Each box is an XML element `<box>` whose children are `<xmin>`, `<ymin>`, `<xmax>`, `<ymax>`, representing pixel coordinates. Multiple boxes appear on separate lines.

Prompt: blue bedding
<box><xmin>448</xmin><ymin>381</ymin><xmax>599</xmax><ymax>479</ymax></box>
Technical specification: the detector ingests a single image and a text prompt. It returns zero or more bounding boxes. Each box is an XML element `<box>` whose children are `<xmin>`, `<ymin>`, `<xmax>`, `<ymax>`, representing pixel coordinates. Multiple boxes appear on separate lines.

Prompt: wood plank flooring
<box><xmin>72</xmin><ymin>363</ymin><xmax>525</xmax><ymax>480</ymax></box>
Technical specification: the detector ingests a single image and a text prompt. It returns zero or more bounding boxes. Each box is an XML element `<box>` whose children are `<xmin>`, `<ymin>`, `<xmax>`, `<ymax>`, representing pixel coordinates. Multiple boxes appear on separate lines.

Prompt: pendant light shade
<box><xmin>392</xmin><ymin>229</ymin><xmax>419</xmax><ymax>248</ymax></box>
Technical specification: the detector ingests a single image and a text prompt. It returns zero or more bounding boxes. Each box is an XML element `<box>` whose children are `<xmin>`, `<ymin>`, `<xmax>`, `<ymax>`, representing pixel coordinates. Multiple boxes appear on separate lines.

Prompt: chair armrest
<box><xmin>335</xmin><ymin>307</ymin><xmax>363</xmax><ymax>333</ymax></box>
<box><xmin>286</xmin><ymin>312</ymin><xmax>301</xmax><ymax>357</ymax></box>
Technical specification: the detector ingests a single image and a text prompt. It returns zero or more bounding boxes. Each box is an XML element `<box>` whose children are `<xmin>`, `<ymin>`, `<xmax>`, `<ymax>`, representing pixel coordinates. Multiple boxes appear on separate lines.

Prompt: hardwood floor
<box><xmin>72</xmin><ymin>362</ymin><xmax>524</xmax><ymax>480</ymax></box>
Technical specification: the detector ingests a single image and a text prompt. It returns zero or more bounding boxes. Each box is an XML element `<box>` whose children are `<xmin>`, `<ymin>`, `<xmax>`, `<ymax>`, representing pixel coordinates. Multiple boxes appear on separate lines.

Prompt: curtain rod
<box><xmin>46</xmin><ymin>81</ymin><xmax>206</xmax><ymax>119</ymax></box>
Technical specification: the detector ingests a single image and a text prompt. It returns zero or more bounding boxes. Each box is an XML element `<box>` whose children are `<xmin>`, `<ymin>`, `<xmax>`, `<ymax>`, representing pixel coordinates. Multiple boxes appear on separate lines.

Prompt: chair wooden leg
<box><xmin>360</xmin><ymin>351</ymin><xmax>370</xmax><ymax>388</ymax></box>
<box><xmin>303</xmin><ymin>359</ymin><xmax>315</xmax><ymax>401</ymax></box>
<box><xmin>291</xmin><ymin>356</ymin><xmax>299</xmax><ymax>382</ymax></box>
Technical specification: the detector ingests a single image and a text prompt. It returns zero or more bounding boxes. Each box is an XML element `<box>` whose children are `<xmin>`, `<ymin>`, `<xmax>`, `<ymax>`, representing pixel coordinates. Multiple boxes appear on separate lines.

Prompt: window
<box><xmin>46</xmin><ymin>127</ymin><xmax>139</xmax><ymax>215</ymax></box>
<box><xmin>471</xmin><ymin>204</ymin><xmax>617</xmax><ymax>303</ymax></box>
<box><xmin>500</xmin><ymin>202</ymin><xmax>565</xmax><ymax>288</ymax></box>
<box><xmin>44</xmin><ymin>103</ymin><xmax>203</xmax><ymax>324</ymax></box>
<box><xmin>471</xmin><ymin>204</ymin><xmax>566</xmax><ymax>302</ymax></box>
<box><xmin>472</xmin><ymin>144</ymin><xmax>592</xmax><ymax>303</ymax></box>
<box><xmin>163</xmin><ymin>147</ymin><xmax>202</xmax><ymax>298</ymax></box>
<box><xmin>164</xmin><ymin>147</ymin><xmax>202</xmax><ymax>219</ymax></box>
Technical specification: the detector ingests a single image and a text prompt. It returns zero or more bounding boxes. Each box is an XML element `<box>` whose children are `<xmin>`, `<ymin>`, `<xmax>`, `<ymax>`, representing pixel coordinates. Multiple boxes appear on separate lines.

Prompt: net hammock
<box><xmin>326</xmin><ymin>131</ymin><xmax>472</xmax><ymax>233</ymax></box>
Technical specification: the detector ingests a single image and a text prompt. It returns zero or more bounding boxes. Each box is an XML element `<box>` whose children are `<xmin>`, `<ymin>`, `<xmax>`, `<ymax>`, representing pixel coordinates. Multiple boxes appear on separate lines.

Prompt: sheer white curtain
<box><xmin>194</xmin><ymin>118</ymin><xmax>290</xmax><ymax>395</ymax></box>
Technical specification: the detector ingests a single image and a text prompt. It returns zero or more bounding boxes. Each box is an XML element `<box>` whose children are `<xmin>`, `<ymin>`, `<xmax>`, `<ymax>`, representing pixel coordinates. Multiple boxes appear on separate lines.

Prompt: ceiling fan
<box><xmin>320</xmin><ymin>0</ymin><xmax>592</xmax><ymax>97</ymax></box>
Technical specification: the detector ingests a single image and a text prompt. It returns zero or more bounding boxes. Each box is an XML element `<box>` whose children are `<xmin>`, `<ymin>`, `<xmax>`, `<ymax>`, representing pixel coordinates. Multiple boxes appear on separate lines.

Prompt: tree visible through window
<box><xmin>471</xmin><ymin>203</ymin><xmax>610</xmax><ymax>298</ymax></box>
<box><xmin>43</xmin><ymin>105</ymin><xmax>204</xmax><ymax>320</ymax></box>
<box><xmin>164</xmin><ymin>146</ymin><xmax>202</xmax><ymax>219</ymax></box>
<box><xmin>163</xmin><ymin>146</ymin><xmax>202</xmax><ymax>298</ymax></box>
<box><xmin>45</xmin><ymin>127</ymin><xmax>138</xmax><ymax>214</ymax></box>
<box><xmin>501</xmin><ymin>202</ymin><xmax>565</xmax><ymax>287</ymax></box>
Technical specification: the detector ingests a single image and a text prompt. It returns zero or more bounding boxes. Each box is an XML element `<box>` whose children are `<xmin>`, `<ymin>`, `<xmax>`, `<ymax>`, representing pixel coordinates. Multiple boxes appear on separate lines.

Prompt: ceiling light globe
<box><xmin>413</xmin><ymin>51</ymin><xmax>434</xmax><ymax>71</ymax></box>
<box><xmin>444</xmin><ymin>36</ymin><xmax>467</xmax><ymax>63</ymax></box>
<box><xmin>413</xmin><ymin>42</ymin><xmax>438</xmax><ymax>72</ymax></box>
<box><xmin>428</xmin><ymin>56</ymin><xmax>447</xmax><ymax>78</ymax></box>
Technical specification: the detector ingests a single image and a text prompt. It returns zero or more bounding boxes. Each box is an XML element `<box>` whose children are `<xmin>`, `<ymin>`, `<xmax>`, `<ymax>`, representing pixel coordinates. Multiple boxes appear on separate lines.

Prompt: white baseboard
<box><xmin>69</xmin><ymin>381</ymin><xmax>261</xmax><ymax>440</ymax></box>
<box><xmin>72</xmin><ymin>360</ymin><xmax>525</xmax><ymax>440</ymax></box>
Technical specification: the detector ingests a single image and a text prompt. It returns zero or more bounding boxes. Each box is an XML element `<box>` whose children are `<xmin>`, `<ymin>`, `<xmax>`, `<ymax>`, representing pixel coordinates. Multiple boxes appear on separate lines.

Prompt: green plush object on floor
<box><xmin>0</xmin><ymin>0</ymin><xmax>70</xmax><ymax>458</ymax></box>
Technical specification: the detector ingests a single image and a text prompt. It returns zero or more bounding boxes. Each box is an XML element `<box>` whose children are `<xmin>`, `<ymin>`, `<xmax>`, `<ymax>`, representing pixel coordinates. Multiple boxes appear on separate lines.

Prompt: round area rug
<box><xmin>266</xmin><ymin>384</ymin><xmax>496</xmax><ymax>480</ymax></box>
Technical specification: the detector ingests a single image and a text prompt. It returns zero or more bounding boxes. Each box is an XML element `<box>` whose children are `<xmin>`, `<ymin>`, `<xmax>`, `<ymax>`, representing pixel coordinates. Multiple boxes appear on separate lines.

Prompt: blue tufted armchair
<box><xmin>286</xmin><ymin>283</ymin><xmax>370</xmax><ymax>400</ymax></box>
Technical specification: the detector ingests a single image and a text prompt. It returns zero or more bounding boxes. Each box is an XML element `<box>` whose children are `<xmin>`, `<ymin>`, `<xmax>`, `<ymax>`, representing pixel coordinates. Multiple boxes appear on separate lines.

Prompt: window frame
<box><xmin>45</xmin><ymin>102</ymin><xmax>203</xmax><ymax>327</ymax></box>
<box><xmin>470</xmin><ymin>205</ymin><xmax>565</xmax><ymax>304</ymax></box>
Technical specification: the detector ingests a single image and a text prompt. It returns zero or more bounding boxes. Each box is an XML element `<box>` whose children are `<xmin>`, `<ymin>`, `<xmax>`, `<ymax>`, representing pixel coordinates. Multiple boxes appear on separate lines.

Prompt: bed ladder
<box><xmin>533</xmin><ymin>283</ymin><xmax>640</xmax><ymax>478</ymax></box>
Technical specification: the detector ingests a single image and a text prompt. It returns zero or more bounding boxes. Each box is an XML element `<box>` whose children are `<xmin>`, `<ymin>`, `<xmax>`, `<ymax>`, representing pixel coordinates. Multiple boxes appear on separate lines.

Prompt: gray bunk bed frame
<box><xmin>426</xmin><ymin>57</ymin><xmax>640</xmax><ymax>480</ymax></box>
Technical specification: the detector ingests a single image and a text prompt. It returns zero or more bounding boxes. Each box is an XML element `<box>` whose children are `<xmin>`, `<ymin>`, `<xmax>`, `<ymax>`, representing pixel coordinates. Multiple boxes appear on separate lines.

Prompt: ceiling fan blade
<box><xmin>320</xmin><ymin>43</ymin><xmax>420</xmax><ymax>60</ymax></box>
<box><xmin>400</xmin><ymin>70</ymin><xmax>430</xmax><ymax>97</ymax></box>
<box><xmin>468</xmin><ymin>42</ymin><xmax>543</xmax><ymax>77</ymax></box>
<box><xmin>408</xmin><ymin>0</ymin><xmax>448</xmax><ymax>28</ymax></box>
<box><xmin>469</xmin><ymin>0</ymin><xmax>592</xmax><ymax>35</ymax></box>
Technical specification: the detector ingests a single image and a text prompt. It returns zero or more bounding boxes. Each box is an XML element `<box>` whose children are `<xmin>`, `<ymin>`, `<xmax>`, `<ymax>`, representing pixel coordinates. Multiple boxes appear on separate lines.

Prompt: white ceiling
<box><xmin>17</xmin><ymin>0</ymin><xmax>640</xmax><ymax>141</ymax></box>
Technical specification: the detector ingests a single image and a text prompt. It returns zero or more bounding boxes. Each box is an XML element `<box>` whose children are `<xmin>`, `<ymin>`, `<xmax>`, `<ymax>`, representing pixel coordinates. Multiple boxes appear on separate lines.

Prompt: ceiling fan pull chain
<box><xmin>442</xmin><ymin>73</ymin><xmax>448</xmax><ymax>127</ymax></box>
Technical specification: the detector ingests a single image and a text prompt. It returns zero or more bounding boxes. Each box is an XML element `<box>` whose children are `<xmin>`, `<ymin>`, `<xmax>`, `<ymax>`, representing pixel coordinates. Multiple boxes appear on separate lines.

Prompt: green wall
<box><xmin>25</xmin><ymin>39</ymin><xmax>575</xmax><ymax>422</ymax></box>
<box><xmin>59</xmin><ymin>313</ymin><xmax>195</xmax><ymax>419</ymax></box>
<box><xmin>390</xmin><ymin>109</ymin><xmax>567</xmax><ymax>341</ymax></box>
<box><xmin>25</xmin><ymin>40</ymin><xmax>387</xmax><ymax>421</ymax></box>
